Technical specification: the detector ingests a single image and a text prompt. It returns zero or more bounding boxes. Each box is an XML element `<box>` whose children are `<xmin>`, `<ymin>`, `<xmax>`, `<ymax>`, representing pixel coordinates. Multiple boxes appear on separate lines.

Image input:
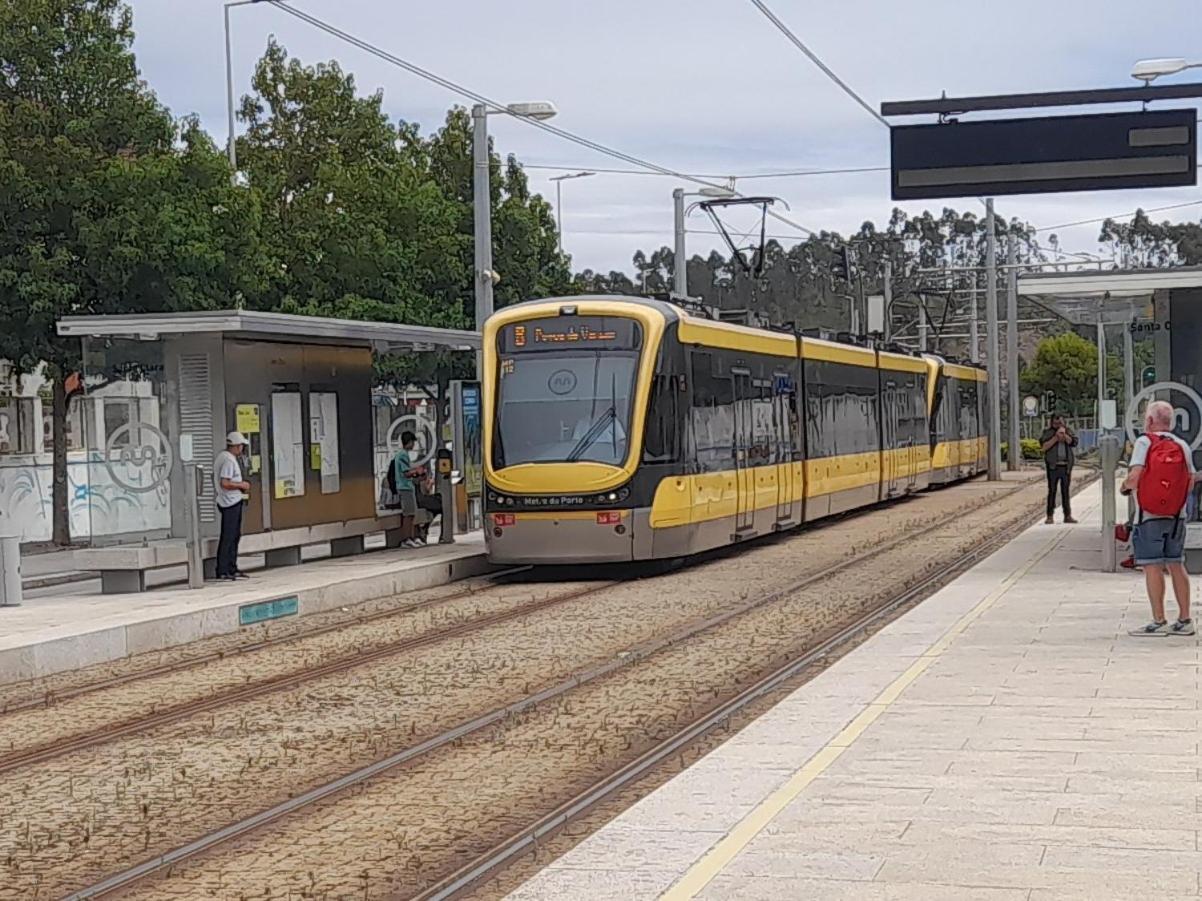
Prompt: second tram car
<box><xmin>482</xmin><ymin>296</ymin><xmax>986</xmax><ymax>565</ymax></box>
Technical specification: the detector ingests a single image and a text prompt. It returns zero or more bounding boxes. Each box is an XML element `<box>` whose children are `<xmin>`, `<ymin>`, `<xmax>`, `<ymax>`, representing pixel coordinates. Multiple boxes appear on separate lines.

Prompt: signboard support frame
<box><xmin>450</xmin><ymin>379</ymin><xmax>483</xmax><ymax>533</ymax></box>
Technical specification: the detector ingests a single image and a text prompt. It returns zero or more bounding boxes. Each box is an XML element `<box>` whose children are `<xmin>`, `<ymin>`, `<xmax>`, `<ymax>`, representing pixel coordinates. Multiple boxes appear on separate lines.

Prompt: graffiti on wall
<box><xmin>0</xmin><ymin>453</ymin><xmax>171</xmax><ymax>543</ymax></box>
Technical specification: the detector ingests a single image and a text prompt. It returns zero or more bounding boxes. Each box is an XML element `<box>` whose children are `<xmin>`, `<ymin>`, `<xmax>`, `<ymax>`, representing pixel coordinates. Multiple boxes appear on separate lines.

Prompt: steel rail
<box><xmin>0</xmin><ymin>579</ymin><xmax>610</xmax><ymax>776</ymax></box>
<box><xmin>0</xmin><ymin>568</ymin><xmax>530</xmax><ymax>717</ymax></box>
<box><xmin>413</xmin><ymin>484</ymin><xmax>1086</xmax><ymax>900</ymax></box>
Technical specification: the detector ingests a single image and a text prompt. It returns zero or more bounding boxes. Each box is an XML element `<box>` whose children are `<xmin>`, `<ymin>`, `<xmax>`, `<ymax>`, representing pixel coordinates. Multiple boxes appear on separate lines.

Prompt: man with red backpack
<box><xmin>1122</xmin><ymin>400</ymin><xmax>1199</xmax><ymax>636</ymax></box>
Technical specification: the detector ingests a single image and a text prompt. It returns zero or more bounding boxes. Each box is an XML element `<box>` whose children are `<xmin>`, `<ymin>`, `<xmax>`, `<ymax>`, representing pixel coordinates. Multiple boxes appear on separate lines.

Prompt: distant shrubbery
<box><xmin>1000</xmin><ymin>439</ymin><xmax>1044</xmax><ymax>461</ymax></box>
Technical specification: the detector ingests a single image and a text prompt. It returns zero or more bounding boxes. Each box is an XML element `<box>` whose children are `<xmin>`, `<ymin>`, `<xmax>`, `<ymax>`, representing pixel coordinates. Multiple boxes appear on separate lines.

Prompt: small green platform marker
<box><xmin>238</xmin><ymin>595</ymin><xmax>299</xmax><ymax>626</ymax></box>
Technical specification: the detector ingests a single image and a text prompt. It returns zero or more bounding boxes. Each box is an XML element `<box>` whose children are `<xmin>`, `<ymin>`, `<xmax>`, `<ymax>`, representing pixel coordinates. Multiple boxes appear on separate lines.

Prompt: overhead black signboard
<box><xmin>890</xmin><ymin>109</ymin><xmax>1197</xmax><ymax>200</ymax></box>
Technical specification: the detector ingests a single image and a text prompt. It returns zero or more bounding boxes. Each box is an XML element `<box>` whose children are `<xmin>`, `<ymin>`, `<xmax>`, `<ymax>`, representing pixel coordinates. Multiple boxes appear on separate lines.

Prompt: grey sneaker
<box><xmin>1169</xmin><ymin>619</ymin><xmax>1196</xmax><ymax>636</ymax></box>
<box><xmin>1129</xmin><ymin>621</ymin><xmax>1170</xmax><ymax>636</ymax></box>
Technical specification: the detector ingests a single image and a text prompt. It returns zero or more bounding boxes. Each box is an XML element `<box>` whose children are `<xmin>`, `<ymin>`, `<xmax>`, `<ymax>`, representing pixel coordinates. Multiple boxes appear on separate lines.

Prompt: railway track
<box><xmin>1</xmin><ymin>571</ymin><xmax>528</xmax><ymax>716</ymax></box>
<box><xmin>0</xmin><ymin>578</ymin><xmax>617</xmax><ymax>776</ymax></box>
<box><xmin>414</xmin><ymin>504</ymin><xmax>1047</xmax><ymax>901</ymax></box>
<box><xmin>61</xmin><ymin>476</ymin><xmax>1062</xmax><ymax>900</ymax></box>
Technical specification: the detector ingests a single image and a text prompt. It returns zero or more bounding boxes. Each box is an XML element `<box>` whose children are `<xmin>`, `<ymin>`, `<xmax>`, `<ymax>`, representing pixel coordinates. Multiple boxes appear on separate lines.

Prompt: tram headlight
<box><xmin>591</xmin><ymin>487</ymin><xmax>630</xmax><ymax>505</ymax></box>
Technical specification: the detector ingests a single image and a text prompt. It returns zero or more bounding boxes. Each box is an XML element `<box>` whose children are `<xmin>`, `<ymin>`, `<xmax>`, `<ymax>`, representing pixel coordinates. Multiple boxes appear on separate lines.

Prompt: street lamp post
<box><xmin>471</xmin><ymin>101</ymin><xmax>558</xmax><ymax>379</ymax></box>
<box><xmin>549</xmin><ymin>171</ymin><xmax>594</xmax><ymax>255</ymax></box>
<box><xmin>223</xmin><ymin>0</ymin><xmax>262</xmax><ymax>185</ymax></box>
<box><xmin>1131</xmin><ymin>58</ymin><xmax>1202</xmax><ymax>84</ymax></box>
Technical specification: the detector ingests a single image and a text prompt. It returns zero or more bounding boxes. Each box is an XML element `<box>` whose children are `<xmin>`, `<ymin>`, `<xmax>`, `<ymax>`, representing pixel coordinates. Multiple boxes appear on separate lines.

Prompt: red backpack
<box><xmin>1137</xmin><ymin>434</ymin><xmax>1191</xmax><ymax>517</ymax></box>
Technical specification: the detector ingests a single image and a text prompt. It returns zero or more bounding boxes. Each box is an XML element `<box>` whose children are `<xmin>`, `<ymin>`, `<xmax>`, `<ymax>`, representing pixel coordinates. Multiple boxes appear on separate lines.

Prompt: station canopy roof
<box><xmin>57</xmin><ymin>310</ymin><xmax>480</xmax><ymax>353</ymax></box>
<box><xmin>1017</xmin><ymin>266</ymin><xmax>1202</xmax><ymax>325</ymax></box>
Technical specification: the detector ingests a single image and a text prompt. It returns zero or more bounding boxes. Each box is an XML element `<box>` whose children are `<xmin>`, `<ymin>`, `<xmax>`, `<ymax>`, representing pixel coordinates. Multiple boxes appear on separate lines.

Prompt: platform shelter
<box><xmin>52</xmin><ymin>310</ymin><xmax>479</xmax><ymax>591</ymax></box>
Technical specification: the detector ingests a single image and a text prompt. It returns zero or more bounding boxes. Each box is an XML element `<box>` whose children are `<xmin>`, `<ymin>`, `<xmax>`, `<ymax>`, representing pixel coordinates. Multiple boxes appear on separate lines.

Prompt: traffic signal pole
<box><xmin>984</xmin><ymin>200</ymin><xmax>1002</xmax><ymax>481</ymax></box>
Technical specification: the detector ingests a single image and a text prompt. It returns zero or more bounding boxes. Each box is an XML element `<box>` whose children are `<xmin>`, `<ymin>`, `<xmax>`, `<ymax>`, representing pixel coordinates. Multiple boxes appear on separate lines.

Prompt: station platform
<box><xmin>0</xmin><ymin>533</ymin><xmax>489</xmax><ymax>684</ymax></box>
<box><xmin>509</xmin><ymin>480</ymin><xmax>1202</xmax><ymax>901</ymax></box>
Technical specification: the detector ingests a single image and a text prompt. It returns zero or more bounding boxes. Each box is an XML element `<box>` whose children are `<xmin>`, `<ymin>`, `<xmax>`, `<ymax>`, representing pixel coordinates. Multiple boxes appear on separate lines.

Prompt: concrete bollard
<box><xmin>0</xmin><ymin>535</ymin><xmax>22</xmax><ymax>607</ymax></box>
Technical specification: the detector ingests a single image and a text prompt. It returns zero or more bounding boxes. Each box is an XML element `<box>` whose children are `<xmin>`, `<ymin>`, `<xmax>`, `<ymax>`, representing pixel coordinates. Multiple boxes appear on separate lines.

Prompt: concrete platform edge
<box><xmin>0</xmin><ymin>550</ymin><xmax>493</xmax><ymax>684</ymax></box>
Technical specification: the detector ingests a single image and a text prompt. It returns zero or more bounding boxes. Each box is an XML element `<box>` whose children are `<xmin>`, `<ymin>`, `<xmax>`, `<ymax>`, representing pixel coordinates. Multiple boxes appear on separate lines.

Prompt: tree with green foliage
<box><xmin>0</xmin><ymin>0</ymin><xmax>263</xmax><ymax>543</ymax></box>
<box><xmin>1098</xmin><ymin>209</ymin><xmax>1202</xmax><ymax>267</ymax></box>
<box><xmin>236</xmin><ymin>40</ymin><xmax>468</xmax><ymax>329</ymax></box>
<box><xmin>1019</xmin><ymin>332</ymin><xmax>1109</xmax><ymax>417</ymax></box>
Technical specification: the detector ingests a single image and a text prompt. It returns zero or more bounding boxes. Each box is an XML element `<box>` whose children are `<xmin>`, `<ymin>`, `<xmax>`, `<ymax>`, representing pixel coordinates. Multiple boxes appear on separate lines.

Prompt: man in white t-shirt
<box><xmin>1121</xmin><ymin>401</ymin><xmax>1199</xmax><ymax>636</ymax></box>
<box><xmin>214</xmin><ymin>431</ymin><xmax>250</xmax><ymax>581</ymax></box>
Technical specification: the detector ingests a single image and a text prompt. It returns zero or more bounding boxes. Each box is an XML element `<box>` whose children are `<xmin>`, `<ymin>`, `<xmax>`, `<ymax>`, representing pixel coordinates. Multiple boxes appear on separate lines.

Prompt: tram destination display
<box><xmin>498</xmin><ymin>316</ymin><xmax>641</xmax><ymax>353</ymax></box>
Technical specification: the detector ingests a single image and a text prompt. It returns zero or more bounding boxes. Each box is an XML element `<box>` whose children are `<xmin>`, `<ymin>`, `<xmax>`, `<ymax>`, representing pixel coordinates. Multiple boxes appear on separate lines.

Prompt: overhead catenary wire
<box><xmin>265</xmin><ymin>1</ymin><xmax>816</xmax><ymax>236</ymax></box>
<box><xmin>524</xmin><ymin>163</ymin><xmax>890</xmax><ymax>180</ymax></box>
<box><xmin>745</xmin><ymin>0</ymin><xmax>889</xmax><ymax>129</ymax></box>
<box><xmin>1034</xmin><ymin>199</ymin><xmax>1202</xmax><ymax>233</ymax></box>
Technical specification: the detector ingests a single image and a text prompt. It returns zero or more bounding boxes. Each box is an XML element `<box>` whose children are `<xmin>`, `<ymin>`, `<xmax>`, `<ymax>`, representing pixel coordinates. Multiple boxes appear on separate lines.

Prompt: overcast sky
<box><xmin>127</xmin><ymin>0</ymin><xmax>1202</xmax><ymax>273</ymax></box>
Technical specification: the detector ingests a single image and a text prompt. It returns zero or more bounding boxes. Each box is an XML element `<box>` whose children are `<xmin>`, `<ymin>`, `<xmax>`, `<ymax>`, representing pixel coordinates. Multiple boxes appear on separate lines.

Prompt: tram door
<box><xmin>881</xmin><ymin>378</ymin><xmax>899</xmax><ymax>498</ymax></box>
<box><xmin>773</xmin><ymin>371</ymin><xmax>797</xmax><ymax>523</ymax></box>
<box><xmin>900</xmin><ymin>376</ymin><xmax>919</xmax><ymax>494</ymax></box>
<box><xmin>732</xmin><ymin>369</ymin><xmax>756</xmax><ymax>534</ymax></box>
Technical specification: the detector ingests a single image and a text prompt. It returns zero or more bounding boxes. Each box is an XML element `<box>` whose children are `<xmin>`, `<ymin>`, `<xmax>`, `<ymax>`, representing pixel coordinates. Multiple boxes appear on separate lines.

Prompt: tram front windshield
<box><xmin>493</xmin><ymin>318</ymin><xmax>641</xmax><ymax>468</ymax></box>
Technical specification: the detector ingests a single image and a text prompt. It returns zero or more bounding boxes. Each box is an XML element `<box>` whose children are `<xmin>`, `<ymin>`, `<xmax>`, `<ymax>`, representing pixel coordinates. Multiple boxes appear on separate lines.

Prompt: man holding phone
<box><xmin>214</xmin><ymin>430</ymin><xmax>251</xmax><ymax>581</ymax></box>
<box><xmin>1040</xmin><ymin>413</ymin><xmax>1078</xmax><ymax>525</ymax></box>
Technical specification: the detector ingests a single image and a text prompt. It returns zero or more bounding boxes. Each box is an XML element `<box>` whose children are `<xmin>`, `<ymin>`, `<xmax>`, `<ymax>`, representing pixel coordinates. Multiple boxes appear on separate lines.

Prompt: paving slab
<box><xmin>508</xmin><ymin>480</ymin><xmax>1202</xmax><ymax>901</ymax></box>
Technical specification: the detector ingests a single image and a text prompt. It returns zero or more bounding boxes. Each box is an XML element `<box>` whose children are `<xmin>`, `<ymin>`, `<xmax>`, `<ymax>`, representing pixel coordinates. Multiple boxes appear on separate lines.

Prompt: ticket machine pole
<box><xmin>1100</xmin><ymin>430</ymin><xmax>1121</xmax><ymax>573</ymax></box>
<box><xmin>185</xmin><ymin>464</ymin><xmax>205</xmax><ymax>588</ymax></box>
<box><xmin>437</xmin><ymin>448</ymin><xmax>455</xmax><ymax>545</ymax></box>
<box><xmin>0</xmin><ymin>534</ymin><xmax>22</xmax><ymax>607</ymax></box>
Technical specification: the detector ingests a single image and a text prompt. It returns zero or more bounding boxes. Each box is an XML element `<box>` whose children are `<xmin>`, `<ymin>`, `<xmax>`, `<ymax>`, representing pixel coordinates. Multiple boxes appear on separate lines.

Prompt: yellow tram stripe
<box><xmin>676</xmin><ymin>318</ymin><xmax>798</xmax><ymax>358</ymax></box>
<box><xmin>931</xmin><ymin>436</ymin><xmax>988</xmax><ymax>470</ymax></box>
<box><xmin>648</xmin><ymin>446</ymin><xmax>934</xmax><ymax>528</ymax></box>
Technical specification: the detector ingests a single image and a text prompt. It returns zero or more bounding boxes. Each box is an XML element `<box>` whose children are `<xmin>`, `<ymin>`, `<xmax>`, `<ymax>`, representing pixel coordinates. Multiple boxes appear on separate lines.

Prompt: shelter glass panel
<box><xmin>78</xmin><ymin>337</ymin><xmax>174</xmax><ymax>542</ymax></box>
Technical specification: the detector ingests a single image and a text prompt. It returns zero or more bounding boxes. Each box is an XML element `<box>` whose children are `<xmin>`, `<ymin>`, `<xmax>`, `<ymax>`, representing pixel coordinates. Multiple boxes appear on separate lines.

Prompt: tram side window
<box><xmin>690</xmin><ymin>352</ymin><xmax>734</xmax><ymax>473</ymax></box>
<box><xmin>803</xmin><ymin>360</ymin><xmax>880</xmax><ymax>458</ymax></box>
<box><xmin>644</xmin><ymin>373</ymin><xmax>681</xmax><ymax>464</ymax></box>
<box><xmin>749</xmin><ymin>379</ymin><xmax>775</xmax><ymax>465</ymax></box>
<box><xmin>960</xmin><ymin>382</ymin><xmax>977</xmax><ymax>437</ymax></box>
<box><xmin>940</xmin><ymin>377</ymin><xmax>961</xmax><ymax>443</ymax></box>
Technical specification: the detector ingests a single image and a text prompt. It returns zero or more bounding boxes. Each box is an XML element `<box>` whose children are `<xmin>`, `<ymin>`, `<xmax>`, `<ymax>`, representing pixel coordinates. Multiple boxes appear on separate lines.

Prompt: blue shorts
<box><xmin>1132</xmin><ymin>517</ymin><xmax>1186</xmax><ymax>566</ymax></box>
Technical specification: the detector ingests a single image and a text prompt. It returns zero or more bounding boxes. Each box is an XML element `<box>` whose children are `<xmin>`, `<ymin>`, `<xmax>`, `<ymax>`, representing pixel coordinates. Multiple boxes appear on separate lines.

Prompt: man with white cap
<box><xmin>214</xmin><ymin>431</ymin><xmax>251</xmax><ymax>581</ymax></box>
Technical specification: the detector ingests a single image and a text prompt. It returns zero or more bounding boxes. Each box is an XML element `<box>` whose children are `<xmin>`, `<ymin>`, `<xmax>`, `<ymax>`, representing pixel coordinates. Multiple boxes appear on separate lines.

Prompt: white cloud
<box><xmin>130</xmin><ymin>0</ymin><xmax>1202</xmax><ymax>272</ymax></box>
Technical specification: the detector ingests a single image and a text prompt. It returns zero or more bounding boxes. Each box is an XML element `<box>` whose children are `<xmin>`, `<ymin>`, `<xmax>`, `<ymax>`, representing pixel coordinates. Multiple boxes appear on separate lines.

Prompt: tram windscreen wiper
<box><xmin>566</xmin><ymin>405</ymin><xmax>616</xmax><ymax>462</ymax></box>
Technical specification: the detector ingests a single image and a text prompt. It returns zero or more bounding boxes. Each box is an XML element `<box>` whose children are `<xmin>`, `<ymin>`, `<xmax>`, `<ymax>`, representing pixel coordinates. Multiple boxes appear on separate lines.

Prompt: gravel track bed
<box><xmin>0</xmin><ymin>580</ymin><xmax>603</xmax><ymax>761</ymax></box>
<box><xmin>0</xmin><ymin>575</ymin><xmax>512</xmax><ymax>711</ymax></box>
<box><xmin>112</xmin><ymin>475</ymin><xmax>1062</xmax><ymax>899</ymax></box>
<box><xmin>0</xmin><ymin>476</ymin><xmax>1039</xmax><ymax>899</ymax></box>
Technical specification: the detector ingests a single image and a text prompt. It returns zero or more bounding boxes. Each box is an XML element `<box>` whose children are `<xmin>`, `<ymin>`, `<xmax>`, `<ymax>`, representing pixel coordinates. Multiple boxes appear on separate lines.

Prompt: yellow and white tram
<box><xmin>482</xmin><ymin>296</ymin><xmax>987</xmax><ymax>565</ymax></box>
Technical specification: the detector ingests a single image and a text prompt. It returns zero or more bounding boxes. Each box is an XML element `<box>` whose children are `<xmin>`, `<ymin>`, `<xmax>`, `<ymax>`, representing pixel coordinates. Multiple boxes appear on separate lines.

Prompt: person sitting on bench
<box><xmin>412</xmin><ymin>469</ymin><xmax>443</xmax><ymax>544</ymax></box>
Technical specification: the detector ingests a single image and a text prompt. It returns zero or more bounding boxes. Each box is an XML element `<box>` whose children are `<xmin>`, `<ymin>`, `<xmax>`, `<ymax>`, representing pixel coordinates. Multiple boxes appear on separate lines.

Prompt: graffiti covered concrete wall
<box><xmin>0</xmin><ymin>452</ymin><xmax>172</xmax><ymax>543</ymax></box>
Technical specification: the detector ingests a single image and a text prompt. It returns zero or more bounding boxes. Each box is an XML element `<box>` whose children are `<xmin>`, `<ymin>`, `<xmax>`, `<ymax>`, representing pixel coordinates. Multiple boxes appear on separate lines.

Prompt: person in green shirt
<box><xmin>391</xmin><ymin>430</ymin><xmax>418</xmax><ymax>493</ymax></box>
<box><xmin>391</xmin><ymin>431</ymin><xmax>423</xmax><ymax>547</ymax></box>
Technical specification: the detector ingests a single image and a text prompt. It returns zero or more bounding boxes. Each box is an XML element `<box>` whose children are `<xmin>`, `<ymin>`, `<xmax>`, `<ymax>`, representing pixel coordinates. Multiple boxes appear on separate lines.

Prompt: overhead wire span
<box><xmin>1034</xmin><ymin>199</ymin><xmax>1202</xmax><ymax>233</ymax></box>
<box><xmin>745</xmin><ymin>0</ymin><xmax>889</xmax><ymax>129</ymax></box>
<box><xmin>524</xmin><ymin>163</ymin><xmax>890</xmax><ymax>180</ymax></box>
<box><xmin>266</xmin><ymin>1</ymin><xmax>816</xmax><ymax>235</ymax></box>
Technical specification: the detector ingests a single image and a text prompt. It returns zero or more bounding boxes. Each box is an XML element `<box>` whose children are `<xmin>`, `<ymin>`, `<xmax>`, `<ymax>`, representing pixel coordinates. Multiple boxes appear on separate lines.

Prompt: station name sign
<box><xmin>500</xmin><ymin>316</ymin><xmax>641</xmax><ymax>353</ymax></box>
<box><xmin>890</xmin><ymin>109</ymin><xmax>1197</xmax><ymax>200</ymax></box>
